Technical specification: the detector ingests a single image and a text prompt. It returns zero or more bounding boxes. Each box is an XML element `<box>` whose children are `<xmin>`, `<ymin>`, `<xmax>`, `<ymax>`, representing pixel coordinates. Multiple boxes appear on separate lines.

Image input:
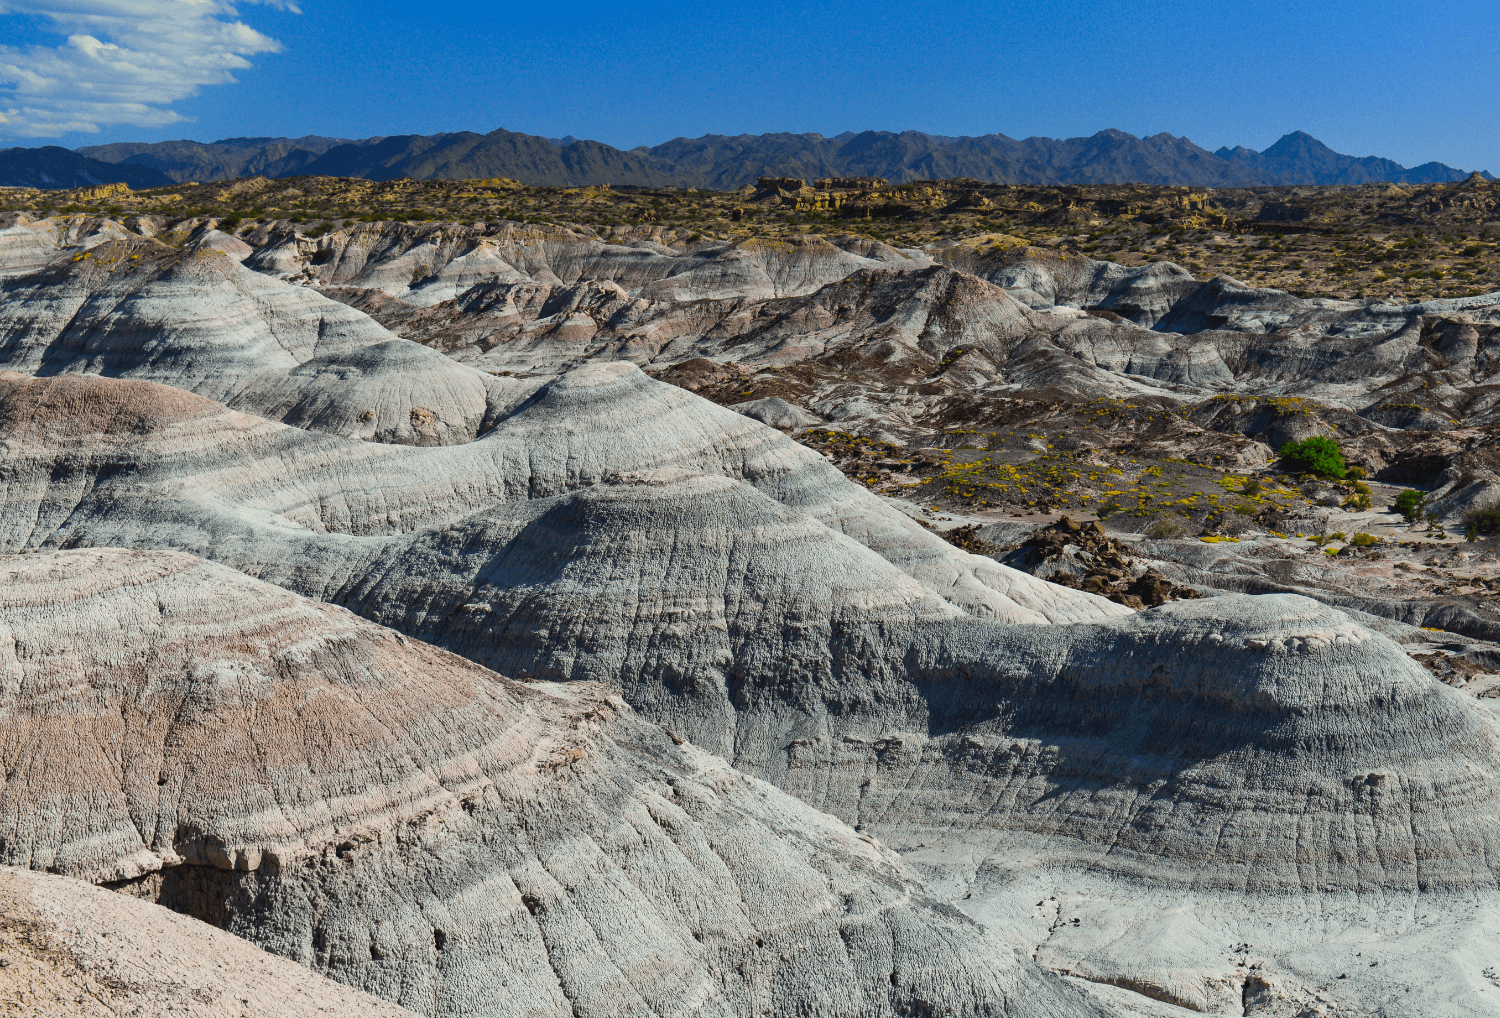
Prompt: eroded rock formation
<box><xmin>0</xmin><ymin>206</ymin><xmax>1498</xmax><ymax>1017</ymax></box>
<box><xmin>0</xmin><ymin>547</ymin><xmax>1105</xmax><ymax>1018</ymax></box>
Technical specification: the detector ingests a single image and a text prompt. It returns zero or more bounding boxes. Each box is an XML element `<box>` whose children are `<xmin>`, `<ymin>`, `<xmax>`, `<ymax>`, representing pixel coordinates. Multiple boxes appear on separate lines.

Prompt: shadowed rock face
<box><xmin>0</xmin><ymin>547</ymin><xmax>1107</xmax><ymax>1018</ymax></box>
<box><xmin>815</xmin><ymin>594</ymin><xmax>1500</xmax><ymax>894</ymax></box>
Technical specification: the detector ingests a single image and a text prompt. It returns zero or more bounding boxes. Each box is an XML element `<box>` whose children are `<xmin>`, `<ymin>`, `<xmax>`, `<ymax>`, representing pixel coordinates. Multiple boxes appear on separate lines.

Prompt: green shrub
<box><xmin>1349</xmin><ymin>532</ymin><xmax>1377</xmax><ymax>547</ymax></box>
<box><xmin>1393</xmin><ymin>489</ymin><xmax>1426</xmax><ymax>522</ymax></box>
<box><xmin>1425</xmin><ymin>511</ymin><xmax>1447</xmax><ymax>540</ymax></box>
<box><xmin>1279</xmin><ymin>437</ymin><xmax>1346</xmax><ymax>479</ymax></box>
<box><xmin>1462</xmin><ymin>505</ymin><xmax>1500</xmax><ymax>535</ymax></box>
<box><xmin>1346</xmin><ymin>465</ymin><xmax>1368</xmax><ymax>480</ymax></box>
<box><xmin>216</xmin><ymin>215</ymin><xmax>242</xmax><ymax>233</ymax></box>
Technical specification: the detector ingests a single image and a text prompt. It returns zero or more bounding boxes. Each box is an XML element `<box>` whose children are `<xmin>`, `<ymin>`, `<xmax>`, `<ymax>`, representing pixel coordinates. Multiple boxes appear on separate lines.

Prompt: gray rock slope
<box><xmin>8</xmin><ymin>215</ymin><xmax>1499</xmax><ymax>428</ymax></box>
<box><xmin>0</xmin><ymin>363</ymin><xmax>1120</xmax><ymax>628</ymax></box>
<box><xmin>0</xmin><ymin>221</ymin><xmax>531</xmax><ymax>445</ymax></box>
<box><xmin>249</xmin><ymin>224</ymin><xmax>924</xmax><ymax>306</ymax></box>
<box><xmin>0</xmin><ymin>546</ymin><xmax>1108</xmax><ymax>1018</ymax></box>
<box><xmin>0</xmin><ymin>865</ymin><xmax>420</xmax><ymax>1018</ymax></box>
<box><xmin>1</xmin><ymin>366</ymin><xmax>1494</xmax><ymax>900</ymax></box>
<box><xmin>7</xmin><ymin>211</ymin><xmax>1500</xmax><ymax>1013</ymax></box>
<box><xmin>283</xmin><ymin>221</ymin><xmax>1500</xmax><ymax>413</ymax></box>
<box><xmin>4</xmin><ymin>368</ymin><xmax>1499</xmax><ymax>1014</ymax></box>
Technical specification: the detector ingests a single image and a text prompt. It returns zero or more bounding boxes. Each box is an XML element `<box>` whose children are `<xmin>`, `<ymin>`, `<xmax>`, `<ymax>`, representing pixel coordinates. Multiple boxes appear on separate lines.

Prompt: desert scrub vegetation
<box><xmin>1279</xmin><ymin>436</ymin><xmax>1346</xmax><ymax>479</ymax></box>
<box><xmin>1394</xmin><ymin>489</ymin><xmax>1428</xmax><ymax>523</ymax></box>
<box><xmin>1464</xmin><ymin>506</ymin><xmax>1500</xmax><ymax>538</ymax></box>
<box><xmin>6</xmin><ymin>174</ymin><xmax>1500</xmax><ymax>302</ymax></box>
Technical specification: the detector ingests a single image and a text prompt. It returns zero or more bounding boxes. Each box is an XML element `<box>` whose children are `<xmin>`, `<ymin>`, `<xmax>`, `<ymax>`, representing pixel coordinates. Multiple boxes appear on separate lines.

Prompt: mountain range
<box><xmin>0</xmin><ymin>128</ymin><xmax>1487</xmax><ymax>191</ymax></box>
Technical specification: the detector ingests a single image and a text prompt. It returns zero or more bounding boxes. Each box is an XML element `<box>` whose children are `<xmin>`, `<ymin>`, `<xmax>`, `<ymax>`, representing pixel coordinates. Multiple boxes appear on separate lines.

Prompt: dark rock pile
<box><xmin>1008</xmin><ymin>516</ymin><xmax>1204</xmax><ymax>609</ymax></box>
<box><xmin>941</xmin><ymin>523</ymin><xmax>998</xmax><ymax>554</ymax></box>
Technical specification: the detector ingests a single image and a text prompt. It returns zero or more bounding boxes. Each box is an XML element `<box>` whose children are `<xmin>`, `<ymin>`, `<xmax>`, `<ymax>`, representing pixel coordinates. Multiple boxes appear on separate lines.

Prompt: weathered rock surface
<box><xmin>310</xmin><ymin>229</ymin><xmax>1500</xmax><ymax>446</ymax></box>
<box><xmin>6</xmin><ymin>210</ymin><xmax>1500</xmax><ymax>1016</ymax></box>
<box><xmin>1123</xmin><ymin>530</ymin><xmax>1500</xmax><ymax>642</ymax></box>
<box><xmin>0</xmin><ymin>224</ymin><xmax>520</xmax><ymax>445</ymax></box>
<box><xmin>729</xmin><ymin>395</ymin><xmax>822</xmax><ymax>430</ymax></box>
<box><xmin>0</xmin><ymin>364</ymin><xmax>1122</xmax><ymax>624</ymax></box>
<box><xmin>0</xmin><ymin>368</ymin><xmax>1492</xmax><ymax>900</ymax></box>
<box><xmin>0</xmin><ymin>546</ymin><xmax>1108</xmax><ymax>1018</ymax></box>
<box><xmin>0</xmin><ymin>865</ymin><xmax>419</xmax><ymax>1018</ymax></box>
<box><xmin>253</xmin><ymin>225</ymin><xmax>923</xmax><ymax>306</ymax></box>
<box><xmin>9</xmin><ymin>216</ymin><xmax>1500</xmax><ymax>454</ymax></box>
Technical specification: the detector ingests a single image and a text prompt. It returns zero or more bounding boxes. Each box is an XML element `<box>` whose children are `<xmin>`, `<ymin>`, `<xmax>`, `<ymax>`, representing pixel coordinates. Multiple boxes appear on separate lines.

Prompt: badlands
<box><xmin>0</xmin><ymin>178</ymin><xmax>1496</xmax><ymax>1018</ymax></box>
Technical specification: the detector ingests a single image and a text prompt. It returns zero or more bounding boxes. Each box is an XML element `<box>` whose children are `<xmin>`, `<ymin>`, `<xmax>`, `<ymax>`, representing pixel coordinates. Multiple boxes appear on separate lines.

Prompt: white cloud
<box><xmin>0</xmin><ymin>0</ymin><xmax>288</xmax><ymax>138</ymax></box>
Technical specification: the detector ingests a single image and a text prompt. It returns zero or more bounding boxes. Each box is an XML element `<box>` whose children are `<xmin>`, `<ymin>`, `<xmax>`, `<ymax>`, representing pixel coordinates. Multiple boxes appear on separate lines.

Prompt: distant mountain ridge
<box><xmin>74</xmin><ymin>135</ymin><xmax>353</xmax><ymax>184</ymax></box>
<box><xmin>2</xmin><ymin>128</ymin><xmax>1483</xmax><ymax>190</ymax></box>
<box><xmin>0</xmin><ymin>146</ymin><xmax>172</xmax><ymax>190</ymax></box>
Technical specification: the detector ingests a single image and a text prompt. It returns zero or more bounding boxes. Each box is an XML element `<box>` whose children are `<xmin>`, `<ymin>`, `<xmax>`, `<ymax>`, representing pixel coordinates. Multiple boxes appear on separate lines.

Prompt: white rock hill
<box><xmin>5</xmin><ymin>213</ymin><xmax>1500</xmax><ymax>1014</ymax></box>
<box><xmin>0</xmin><ymin>225</ymin><xmax>525</xmax><ymax>445</ymax></box>
<box><xmin>1</xmin><ymin>363</ymin><xmax>1497</xmax><ymax>1012</ymax></box>
<box><xmin>0</xmin><ymin>547</ymin><xmax>1110</xmax><ymax>1018</ymax></box>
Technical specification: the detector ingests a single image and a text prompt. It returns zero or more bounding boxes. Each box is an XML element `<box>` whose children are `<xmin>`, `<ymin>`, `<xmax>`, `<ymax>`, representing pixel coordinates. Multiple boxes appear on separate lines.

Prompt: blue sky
<box><xmin>1</xmin><ymin>0</ymin><xmax>1496</xmax><ymax>171</ymax></box>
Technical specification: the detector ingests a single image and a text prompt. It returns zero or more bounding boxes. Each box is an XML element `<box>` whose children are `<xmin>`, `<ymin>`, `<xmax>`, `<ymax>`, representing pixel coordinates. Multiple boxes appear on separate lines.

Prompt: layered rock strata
<box><xmin>0</xmin><ymin>547</ymin><xmax>1107</xmax><ymax>1018</ymax></box>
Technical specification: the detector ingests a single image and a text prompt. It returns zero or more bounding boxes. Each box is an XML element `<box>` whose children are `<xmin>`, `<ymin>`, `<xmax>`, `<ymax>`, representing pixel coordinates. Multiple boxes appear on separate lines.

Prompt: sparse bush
<box><xmin>941</xmin><ymin>524</ymin><xmax>995</xmax><ymax>555</ymax></box>
<box><xmin>1279</xmin><ymin>436</ymin><xmax>1346</xmax><ymax>479</ymax></box>
<box><xmin>1349</xmin><ymin>532</ymin><xmax>1377</xmax><ymax>547</ymax></box>
<box><xmin>1425</xmin><ymin>511</ymin><xmax>1447</xmax><ymax>540</ymax></box>
<box><xmin>1462</xmin><ymin>505</ymin><xmax>1500</xmax><ymax>536</ymax></box>
<box><xmin>1346</xmin><ymin>465</ymin><xmax>1368</xmax><ymax>480</ymax></box>
<box><xmin>1147</xmin><ymin>519</ymin><xmax>1186</xmax><ymax>539</ymax></box>
<box><xmin>216</xmin><ymin>215</ymin><xmax>242</xmax><ymax>233</ymax></box>
<box><xmin>1241</xmin><ymin>477</ymin><xmax>1262</xmax><ymax>497</ymax></box>
<box><xmin>1393</xmin><ymin>489</ymin><xmax>1426</xmax><ymax>522</ymax></box>
<box><xmin>1342</xmin><ymin>480</ymin><xmax>1373</xmax><ymax>511</ymax></box>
